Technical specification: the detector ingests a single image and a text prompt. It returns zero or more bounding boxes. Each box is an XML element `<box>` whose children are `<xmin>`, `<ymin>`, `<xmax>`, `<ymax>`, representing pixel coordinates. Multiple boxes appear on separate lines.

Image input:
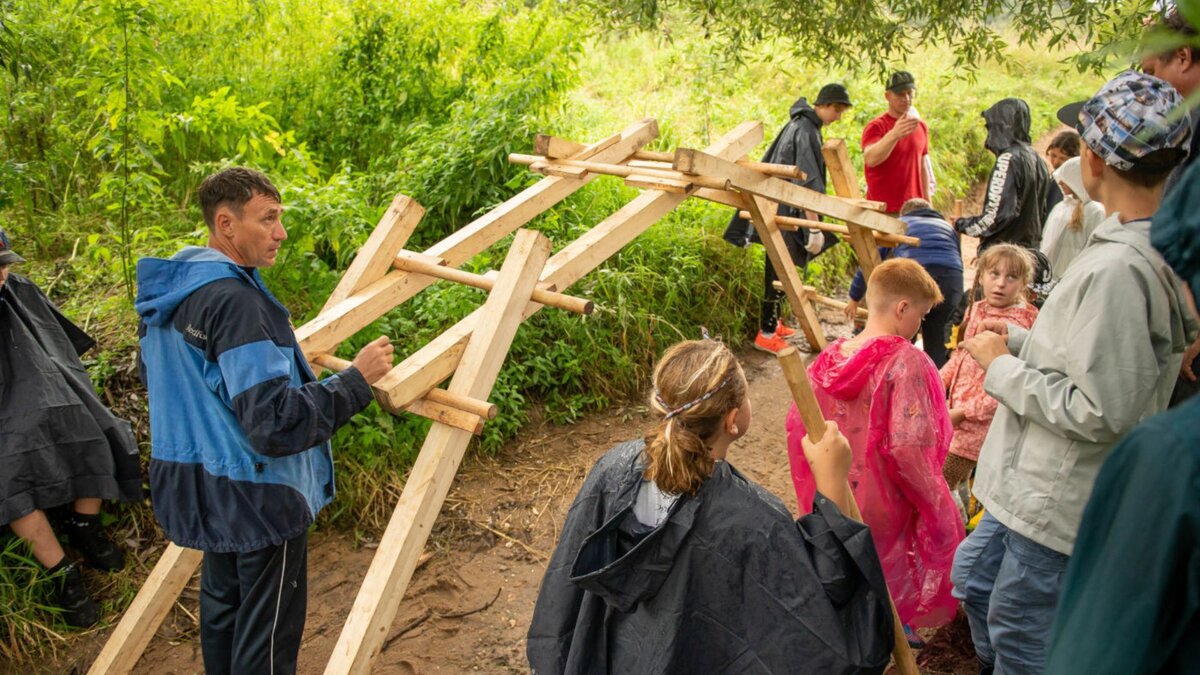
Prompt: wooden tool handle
<box><xmin>777</xmin><ymin>347</ymin><xmax>828</xmax><ymax>443</ymax></box>
<box><xmin>775</xmin><ymin>346</ymin><xmax>921</xmax><ymax>675</ymax></box>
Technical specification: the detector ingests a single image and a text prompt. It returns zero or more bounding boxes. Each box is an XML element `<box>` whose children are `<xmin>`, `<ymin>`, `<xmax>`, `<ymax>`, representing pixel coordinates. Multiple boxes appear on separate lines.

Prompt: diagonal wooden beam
<box><xmin>821</xmin><ymin>139</ymin><xmax>862</xmax><ymax>200</ymax></box>
<box><xmin>673</xmin><ymin>148</ymin><xmax>905</xmax><ymax>235</ymax></box>
<box><xmin>86</xmin><ymin>544</ymin><xmax>204</xmax><ymax>675</ymax></box>
<box><xmin>295</xmin><ymin>119</ymin><xmax>661</xmax><ymax>358</ymax></box>
<box><xmin>324</xmin><ymin>229</ymin><xmax>553</xmax><ymax>675</ymax></box>
<box><xmin>743</xmin><ymin>194</ymin><xmax>826</xmax><ymax>350</ymax></box>
<box><xmin>372</xmin><ymin>121</ymin><xmax>765</xmax><ymax>411</ymax></box>
<box><xmin>321</xmin><ymin>194</ymin><xmax>425</xmax><ymax>313</ymax></box>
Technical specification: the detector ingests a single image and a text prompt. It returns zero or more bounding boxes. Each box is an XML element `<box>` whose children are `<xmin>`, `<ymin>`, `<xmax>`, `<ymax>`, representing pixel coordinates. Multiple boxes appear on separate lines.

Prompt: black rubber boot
<box><xmin>62</xmin><ymin>512</ymin><xmax>125</xmax><ymax>571</ymax></box>
<box><xmin>48</xmin><ymin>559</ymin><xmax>100</xmax><ymax>628</ymax></box>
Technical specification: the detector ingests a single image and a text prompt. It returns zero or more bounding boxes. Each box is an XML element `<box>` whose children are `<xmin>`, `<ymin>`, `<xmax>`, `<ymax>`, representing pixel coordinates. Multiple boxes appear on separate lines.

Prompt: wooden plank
<box><xmin>295</xmin><ymin>119</ymin><xmax>660</xmax><ymax>358</ymax></box>
<box><xmin>628</xmin><ymin>156</ymin><xmax>806</xmax><ymax>180</ymax></box>
<box><xmin>535</xmin><ymin>132</ymin><xmax>619</xmax><ymax>159</ymax></box>
<box><xmin>744</xmin><ymin>194</ymin><xmax>827</xmax><ymax>350</ymax></box>
<box><xmin>673</xmin><ymin>148</ymin><xmax>906</xmax><ymax>235</ymax></box>
<box><xmin>322</xmin><ymin>194</ymin><xmax>425</xmax><ymax>313</ymax></box>
<box><xmin>624</xmin><ymin>173</ymin><xmax>693</xmax><ymax>194</ymax></box>
<box><xmin>738</xmin><ymin>211</ymin><xmax>919</xmax><ymax>247</ymax></box>
<box><xmin>531</xmin><ymin>162</ymin><xmax>589</xmax><ymax>180</ymax></box>
<box><xmin>324</xmin><ymin>230</ymin><xmax>553</xmax><ymax>675</ymax></box>
<box><xmin>87</xmin><ymin>544</ymin><xmax>203</xmax><ymax>675</ymax></box>
<box><xmin>847</xmin><ymin>223</ymin><xmax>884</xmax><ymax>282</ymax></box>
<box><xmin>775</xmin><ymin>347</ymin><xmax>920</xmax><ymax>675</ymax></box>
<box><xmin>510</xmin><ymin>154</ymin><xmax>729</xmax><ymax>192</ymax></box>
<box><xmin>374</xmin><ymin>121</ymin><xmax>765</xmax><ymax>411</ymax></box>
<box><xmin>821</xmin><ymin>139</ymin><xmax>862</xmax><ymax>199</ymax></box>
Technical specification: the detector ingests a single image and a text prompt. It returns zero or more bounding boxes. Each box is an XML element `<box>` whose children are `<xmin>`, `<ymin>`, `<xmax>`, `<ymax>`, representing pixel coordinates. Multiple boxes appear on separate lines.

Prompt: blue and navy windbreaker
<box><xmin>135</xmin><ymin>247</ymin><xmax>373</xmax><ymax>552</ymax></box>
<box><xmin>848</xmin><ymin>207</ymin><xmax>964</xmax><ymax>302</ymax></box>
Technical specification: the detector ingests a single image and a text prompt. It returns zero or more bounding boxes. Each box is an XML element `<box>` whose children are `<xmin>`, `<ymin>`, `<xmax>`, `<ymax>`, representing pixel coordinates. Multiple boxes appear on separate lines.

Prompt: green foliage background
<box><xmin>1</xmin><ymin>0</ymin><xmax>1105</xmax><ymax>653</ymax></box>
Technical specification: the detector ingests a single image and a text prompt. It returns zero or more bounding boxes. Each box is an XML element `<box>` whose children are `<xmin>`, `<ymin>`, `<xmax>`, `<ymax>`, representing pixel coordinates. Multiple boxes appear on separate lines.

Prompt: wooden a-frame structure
<box><xmin>89</xmin><ymin>118</ymin><xmax>912</xmax><ymax>674</ymax></box>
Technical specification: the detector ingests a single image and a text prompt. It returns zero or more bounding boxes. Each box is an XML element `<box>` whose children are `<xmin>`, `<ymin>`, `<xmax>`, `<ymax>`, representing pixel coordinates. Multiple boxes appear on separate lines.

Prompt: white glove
<box><xmin>805</xmin><ymin>230</ymin><xmax>825</xmax><ymax>256</ymax></box>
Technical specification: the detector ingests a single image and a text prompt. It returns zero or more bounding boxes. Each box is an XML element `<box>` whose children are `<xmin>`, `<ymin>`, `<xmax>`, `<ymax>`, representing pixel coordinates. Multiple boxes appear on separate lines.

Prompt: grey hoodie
<box><xmin>974</xmin><ymin>213</ymin><xmax>1196</xmax><ymax>554</ymax></box>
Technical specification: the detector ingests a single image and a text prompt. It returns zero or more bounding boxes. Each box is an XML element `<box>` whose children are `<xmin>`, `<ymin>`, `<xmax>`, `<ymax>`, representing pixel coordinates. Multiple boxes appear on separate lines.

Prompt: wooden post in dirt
<box><xmin>86</xmin><ymin>545</ymin><xmax>204</xmax><ymax>675</ymax></box>
<box><xmin>324</xmin><ymin>229</ymin><xmax>553</xmax><ymax>674</ymax></box>
<box><xmin>775</xmin><ymin>347</ymin><xmax>920</xmax><ymax>675</ymax></box>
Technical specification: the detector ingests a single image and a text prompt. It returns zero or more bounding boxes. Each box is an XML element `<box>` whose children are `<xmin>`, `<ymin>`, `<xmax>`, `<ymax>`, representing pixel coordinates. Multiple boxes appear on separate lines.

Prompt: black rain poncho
<box><xmin>0</xmin><ymin>274</ymin><xmax>141</xmax><ymax>525</ymax></box>
<box><xmin>527</xmin><ymin>441</ymin><xmax>893</xmax><ymax>675</ymax></box>
<box><xmin>723</xmin><ymin>97</ymin><xmax>832</xmax><ymax>253</ymax></box>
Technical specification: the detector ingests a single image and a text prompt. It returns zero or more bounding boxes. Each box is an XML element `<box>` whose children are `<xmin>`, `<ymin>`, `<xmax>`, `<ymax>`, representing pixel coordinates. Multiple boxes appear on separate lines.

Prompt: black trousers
<box><xmin>200</xmin><ymin>530</ymin><xmax>308</xmax><ymax>675</ymax></box>
<box><xmin>922</xmin><ymin>264</ymin><xmax>964</xmax><ymax>369</ymax></box>
<box><xmin>760</xmin><ymin>229</ymin><xmax>845</xmax><ymax>335</ymax></box>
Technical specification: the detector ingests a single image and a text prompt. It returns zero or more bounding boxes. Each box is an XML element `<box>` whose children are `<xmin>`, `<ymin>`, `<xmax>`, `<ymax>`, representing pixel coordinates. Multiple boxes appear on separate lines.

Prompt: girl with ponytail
<box><xmin>529</xmin><ymin>339</ymin><xmax>894</xmax><ymax>675</ymax></box>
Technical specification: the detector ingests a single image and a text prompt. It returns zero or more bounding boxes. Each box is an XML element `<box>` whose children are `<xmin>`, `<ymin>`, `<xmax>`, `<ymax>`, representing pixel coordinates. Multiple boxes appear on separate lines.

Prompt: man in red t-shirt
<box><xmin>862</xmin><ymin>71</ymin><xmax>932</xmax><ymax>213</ymax></box>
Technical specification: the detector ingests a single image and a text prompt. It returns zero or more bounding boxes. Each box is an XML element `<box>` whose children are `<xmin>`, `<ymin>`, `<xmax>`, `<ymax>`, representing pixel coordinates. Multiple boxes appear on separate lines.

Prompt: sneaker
<box><xmin>775</xmin><ymin>321</ymin><xmax>796</xmax><ymax>338</ymax></box>
<box><xmin>62</xmin><ymin>512</ymin><xmax>125</xmax><ymax>572</ymax></box>
<box><xmin>753</xmin><ymin>331</ymin><xmax>789</xmax><ymax>354</ymax></box>
<box><xmin>903</xmin><ymin>624</ymin><xmax>926</xmax><ymax>649</ymax></box>
<box><xmin>49</xmin><ymin>559</ymin><xmax>100</xmax><ymax>628</ymax></box>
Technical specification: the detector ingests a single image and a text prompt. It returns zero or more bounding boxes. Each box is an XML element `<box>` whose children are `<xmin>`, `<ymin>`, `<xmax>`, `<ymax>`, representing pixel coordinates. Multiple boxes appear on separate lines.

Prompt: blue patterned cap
<box><xmin>0</xmin><ymin>226</ymin><xmax>24</xmax><ymax>265</ymax></box>
<box><xmin>1057</xmin><ymin>70</ymin><xmax>1192</xmax><ymax>171</ymax></box>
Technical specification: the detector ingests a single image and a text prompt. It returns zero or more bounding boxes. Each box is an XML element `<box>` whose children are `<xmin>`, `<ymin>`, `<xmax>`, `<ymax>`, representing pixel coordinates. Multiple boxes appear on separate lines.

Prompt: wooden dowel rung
<box><xmin>425</xmin><ymin>388</ymin><xmax>497</xmax><ymax>420</ymax></box>
<box><xmin>770</xmin><ymin>283</ymin><xmax>869</xmax><ymax>318</ymax></box>
<box><xmin>310</xmin><ymin>353</ymin><xmax>490</xmax><ymax>432</ymax></box>
<box><xmin>405</xmin><ymin>397</ymin><xmax>485</xmax><ymax>435</ymax></box>
<box><xmin>392</xmin><ymin>250</ymin><xmax>593</xmax><ymax>315</ymax></box>
<box><xmin>737</xmin><ymin>211</ymin><xmax>919</xmax><ymax>247</ymax></box>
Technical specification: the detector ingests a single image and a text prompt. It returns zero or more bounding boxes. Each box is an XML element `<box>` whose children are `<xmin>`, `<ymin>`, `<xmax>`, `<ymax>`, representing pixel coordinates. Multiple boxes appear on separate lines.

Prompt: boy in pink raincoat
<box><xmin>787</xmin><ymin>258</ymin><xmax>963</xmax><ymax>633</ymax></box>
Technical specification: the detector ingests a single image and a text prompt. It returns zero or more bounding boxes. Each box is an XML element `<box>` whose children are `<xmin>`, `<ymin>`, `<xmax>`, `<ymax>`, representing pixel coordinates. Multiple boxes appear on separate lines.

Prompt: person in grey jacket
<box><xmin>951</xmin><ymin>71</ymin><xmax>1197</xmax><ymax>675</ymax></box>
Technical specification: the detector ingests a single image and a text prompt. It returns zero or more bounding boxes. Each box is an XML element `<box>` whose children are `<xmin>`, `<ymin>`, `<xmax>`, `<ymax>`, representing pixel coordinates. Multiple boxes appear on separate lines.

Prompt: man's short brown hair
<box><xmin>198</xmin><ymin>167</ymin><xmax>281</xmax><ymax>229</ymax></box>
<box><xmin>866</xmin><ymin>258</ymin><xmax>944</xmax><ymax>308</ymax></box>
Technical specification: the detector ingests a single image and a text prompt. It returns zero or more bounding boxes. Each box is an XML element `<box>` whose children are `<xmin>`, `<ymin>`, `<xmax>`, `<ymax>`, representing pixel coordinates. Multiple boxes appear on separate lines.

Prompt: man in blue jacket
<box><xmin>136</xmin><ymin>167</ymin><xmax>394</xmax><ymax>674</ymax></box>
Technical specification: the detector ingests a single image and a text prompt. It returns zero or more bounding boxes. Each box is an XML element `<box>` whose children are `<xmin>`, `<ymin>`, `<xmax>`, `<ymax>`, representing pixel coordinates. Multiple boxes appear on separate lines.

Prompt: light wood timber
<box><xmin>310</xmin><ymin>353</ymin><xmax>496</xmax><ymax>425</ymax></box>
<box><xmin>626</xmin><ymin>156</ymin><xmax>806</xmax><ymax>180</ymax></box>
<box><xmin>535</xmin><ymin>132</ymin><xmax>619</xmax><ymax>159</ymax></box>
<box><xmin>821</xmin><ymin>139</ymin><xmax>862</xmax><ymax>199</ymax></box>
<box><xmin>535</xmin><ymin>133</ymin><xmax>804</xmax><ymax>179</ymax></box>
<box><xmin>321</xmin><ymin>194</ymin><xmax>425</xmax><ymax>313</ymax></box>
<box><xmin>775</xmin><ymin>347</ymin><xmax>920</xmax><ymax>675</ymax></box>
<box><xmin>736</xmin><ymin>210</ymin><xmax>920</xmax><ymax>246</ymax></box>
<box><xmin>86</xmin><ymin>544</ymin><xmax>204</xmax><ymax>675</ymax></box>
<box><xmin>672</xmin><ymin>148</ymin><xmax>906</xmax><ymax>236</ymax></box>
<box><xmin>375</xmin><ymin>121</ymin><xmax>765</xmax><ymax>411</ymax></box>
<box><xmin>847</xmin><ymin>223</ymin><xmax>884</xmax><ymax>280</ymax></box>
<box><xmin>295</xmin><ymin>119</ymin><xmax>660</xmax><ymax>358</ymax></box>
<box><xmin>744</xmin><ymin>194</ymin><xmax>827</xmax><ymax>350</ymax></box>
<box><xmin>510</xmin><ymin>153</ymin><xmax>729</xmax><ymax>191</ymax></box>
<box><xmin>529</xmin><ymin>161</ymin><xmax>588</xmax><ymax>180</ymax></box>
<box><xmin>391</xmin><ymin>249</ymin><xmax>594</xmax><ymax>315</ymax></box>
<box><xmin>624</xmin><ymin>173</ymin><xmax>694</xmax><ymax>193</ymax></box>
<box><xmin>771</xmin><ymin>282</ymin><xmax>869</xmax><ymax>319</ymax></box>
<box><xmin>323</xmin><ymin>229</ymin><xmax>553</xmax><ymax>674</ymax></box>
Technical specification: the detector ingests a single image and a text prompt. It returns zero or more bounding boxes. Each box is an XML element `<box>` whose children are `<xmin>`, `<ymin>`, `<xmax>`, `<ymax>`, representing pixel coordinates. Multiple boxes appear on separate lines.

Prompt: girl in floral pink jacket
<box><xmin>940</xmin><ymin>244</ymin><xmax>1039</xmax><ymax>489</ymax></box>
